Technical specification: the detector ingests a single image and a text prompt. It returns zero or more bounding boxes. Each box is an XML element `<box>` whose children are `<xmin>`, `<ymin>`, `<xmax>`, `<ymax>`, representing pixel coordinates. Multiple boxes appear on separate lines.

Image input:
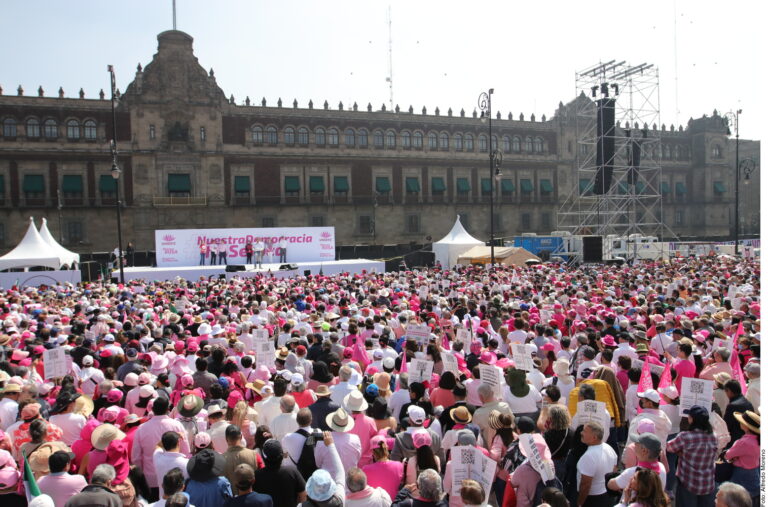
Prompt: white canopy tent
<box><xmin>0</xmin><ymin>217</ymin><xmax>71</xmax><ymax>271</ymax></box>
<box><xmin>432</xmin><ymin>215</ymin><xmax>484</xmax><ymax>268</ymax></box>
<box><xmin>39</xmin><ymin>217</ymin><xmax>80</xmax><ymax>267</ymax></box>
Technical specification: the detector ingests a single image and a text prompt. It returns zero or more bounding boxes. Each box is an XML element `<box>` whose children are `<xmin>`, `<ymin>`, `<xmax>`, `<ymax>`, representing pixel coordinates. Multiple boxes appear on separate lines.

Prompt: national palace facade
<box><xmin>0</xmin><ymin>30</ymin><xmax>760</xmax><ymax>254</ymax></box>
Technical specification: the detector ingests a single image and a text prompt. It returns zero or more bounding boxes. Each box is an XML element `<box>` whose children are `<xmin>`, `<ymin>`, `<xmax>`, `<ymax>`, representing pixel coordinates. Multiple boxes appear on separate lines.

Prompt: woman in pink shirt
<box><xmin>725</xmin><ymin>410</ymin><xmax>760</xmax><ymax>500</ymax></box>
<box><xmin>429</xmin><ymin>372</ymin><xmax>457</xmax><ymax>409</ymax></box>
<box><xmin>362</xmin><ymin>435</ymin><xmax>403</xmax><ymax>499</ymax></box>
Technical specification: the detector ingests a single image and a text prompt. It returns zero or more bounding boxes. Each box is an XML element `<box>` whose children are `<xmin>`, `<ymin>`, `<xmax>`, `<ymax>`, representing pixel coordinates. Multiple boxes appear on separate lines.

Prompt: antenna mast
<box><xmin>173</xmin><ymin>0</ymin><xmax>177</xmax><ymax>30</ymax></box>
<box><xmin>387</xmin><ymin>6</ymin><xmax>394</xmax><ymax>112</ymax></box>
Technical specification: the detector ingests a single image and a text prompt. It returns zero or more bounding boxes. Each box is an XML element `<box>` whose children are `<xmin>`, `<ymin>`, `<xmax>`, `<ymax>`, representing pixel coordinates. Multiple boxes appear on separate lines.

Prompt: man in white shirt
<box><xmin>576</xmin><ymin>347</ymin><xmax>600</xmax><ymax>381</ymax></box>
<box><xmin>627</xmin><ymin>389</ymin><xmax>672</xmax><ymax>443</ymax></box>
<box><xmin>206</xmin><ymin>405</ymin><xmax>230</xmax><ymax>453</ymax></box>
<box><xmin>744</xmin><ymin>362</ymin><xmax>761</xmax><ymax>412</ymax></box>
<box><xmin>329</xmin><ymin>366</ymin><xmax>356</xmax><ymax>408</ymax></box>
<box><xmin>217</xmin><ymin>240</ymin><xmax>228</xmax><ymax>265</ymax></box>
<box><xmin>152</xmin><ymin>431</ymin><xmax>189</xmax><ymax>497</ymax></box>
<box><xmin>577</xmin><ymin>421</ymin><xmax>617</xmax><ymax>507</ymax></box>
<box><xmin>282</xmin><ymin>408</ymin><xmax>321</xmax><ymax>467</ymax></box>
<box><xmin>0</xmin><ymin>383</ymin><xmax>20</xmax><ymax>430</ymax></box>
<box><xmin>271</xmin><ymin>395</ymin><xmax>299</xmax><ymax>441</ymax></box>
<box><xmin>254</xmin><ymin>240</ymin><xmax>265</xmax><ymax>267</ymax></box>
<box><xmin>315</xmin><ymin>408</ymin><xmax>361</xmax><ymax>472</ymax></box>
<box><xmin>279</xmin><ymin>237</ymin><xmax>288</xmax><ymax>263</ymax></box>
<box><xmin>387</xmin><ymin>373</ymin><xmax>411</xmax><ymax>421</ymax></box>
<box><xmin>613</xmin><ymin>334</ymin><xmax>638</xmax><ymax>363</ymax></box>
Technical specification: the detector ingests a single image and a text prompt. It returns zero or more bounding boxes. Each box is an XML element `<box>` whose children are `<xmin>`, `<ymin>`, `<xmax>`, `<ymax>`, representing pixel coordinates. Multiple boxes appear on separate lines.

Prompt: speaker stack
<box><xmin>593</xmin><ymin>96</ymin><xmax>616</xmax><ymax>194</ymax></box>
<box><xmin>583</xmin><ymin>236</ymin><xmax>603</xmax><ymax>263</ymax></box>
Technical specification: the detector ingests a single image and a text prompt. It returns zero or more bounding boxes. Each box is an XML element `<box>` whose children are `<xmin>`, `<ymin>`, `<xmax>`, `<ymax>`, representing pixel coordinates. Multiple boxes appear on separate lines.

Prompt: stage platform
<box><xmin>112</xmin><ymin>258</ymin><xmax>384</xmax><ymax>282</ymax></box>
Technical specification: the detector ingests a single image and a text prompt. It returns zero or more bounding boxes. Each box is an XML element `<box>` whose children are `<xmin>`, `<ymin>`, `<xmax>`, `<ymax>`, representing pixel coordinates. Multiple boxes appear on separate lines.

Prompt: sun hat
<box><xmin>275</xmin><ymin>347</ymin><xmax>290</xmax><ymax>361</ymax></box>
<box><xmin>505</xmin><ymin>368</ymin><xmax>530</xmax><ymax>398</ymax></box>
<box><xmin>21</xmin><ymin>403</ymin><xmax>41</xmax><ymax>421</ymax></box>
<box><xmin>193</xmin><ymin>432</ymin><xmax>212</xmax><ymax>449</ymax></box>
<box><xmin>91</xmin><ymin>424</ymin><xmax>126</xmax><ymax>450</ymax></box>
<box><xmin>138</xmin><ymin>372</ymin><xmax>152</xmax><ymax>385</ymax></box>
<box><xmin>601</xmin><ymin>336</ymin><xmax>617</xmax><ymax>347</ymax></box>
<box><xmin>480</xmin><ymin>350</ymin><xmax>497</xmax><ymax>365</ymax></box>
<box><xmin>412</xmin><ymin>429</ymin><xmax>432</xmax><ymax>449</ymax></box>
<box><xmin>488</xmin><ymin>410</ymin><xmax>513</xmax><ymax>430</ymax></box>
<box><xmin>635</xmin><ymin>343</ymin><xmax>649</xmax><ymax>353</ymax></box>
<box><xmin>177</xmin><ymin>394</ymin><xmax>204</xmax><ymax>418</ymax></box>
<box><xmin>326</xmin><ymin>408</ymin><xmax>355</xmax><ymax>432</ymax></box>
<box><xmin>2</xmin><ymin>383</ymin><xmax>20</xmax><ymax>394</ymax></box>
<box><xmin>344</xmin><ymin>390</ymin><xmax>369</xmax><ymax>412</ymax></box>
<box><xmin>734</xmin><ymin>411</ymin><xmax>760</xmax><ymax>434</ymax></box>
<box><xmin>207</xmin><ymin>405</ymin><xmax>224</xmax><ymax>418</ymax></box>
<box><xmin>306</xmin><ymin>469</ymin><xmax>336</xmax><ymax>502</ymax></box>
<box><xmin>553</xmin><ymin>359</ymin><xmax>570</xmax><ymax>377</ymax></box>
<box><xmin>124</xmin><ymin>373</ymin><xmax>139</xmax><ymax>387</ymax></box>
<box><xmin>74</xmin><ymin>395</ymin><xmax>94</xmax><ymax>417</ymax></box>
<box><xmin>227</xmin><ymin>391</ymin><xmax>244</xmax><ymax>409</ymax></box>
<box><xmin>0</xmin><ymin>449</ymin><xmax>19</xmax><ymax>488</ymax></box>
<box><xmin>450</xmin><ymin>405</ymin><xmax>473</xmax><ymax>425</ymax></box>
<box><xmin>106</xmin><ymin>389</ymin><xmax>123</xmax><ymax>404</ymax></box>
<box><xmin>187</xmin><ymin>449</ymin><xmax>225</xmax><ymax>482</ymax></box>
<box><xmin>315</xmin><ymin>385</ymin><xmax>331</xmax><ymax>397</ymax></box>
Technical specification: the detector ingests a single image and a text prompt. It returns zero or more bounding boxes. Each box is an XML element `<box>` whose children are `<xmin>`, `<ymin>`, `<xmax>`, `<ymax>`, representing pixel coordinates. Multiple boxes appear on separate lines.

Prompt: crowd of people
<box><xmin>0</xmin><ymin>255</ymin><xmax>760</xmax><ymax>507</ymax></box>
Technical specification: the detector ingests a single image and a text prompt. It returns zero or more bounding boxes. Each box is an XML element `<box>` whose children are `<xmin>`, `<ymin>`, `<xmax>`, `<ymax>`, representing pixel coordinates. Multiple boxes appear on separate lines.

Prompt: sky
<box><xmin>0</xmin><ymin>0</ymin><xmax>764</xmax><ymax>139</ymax></box>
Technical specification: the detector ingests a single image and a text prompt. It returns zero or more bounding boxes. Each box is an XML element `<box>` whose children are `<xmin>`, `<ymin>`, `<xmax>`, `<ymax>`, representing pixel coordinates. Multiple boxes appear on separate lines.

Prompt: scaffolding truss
<box><xmin>557</xmin><ymin>61</ymin><xmax>677</xmax><ymax>240</ymax></box>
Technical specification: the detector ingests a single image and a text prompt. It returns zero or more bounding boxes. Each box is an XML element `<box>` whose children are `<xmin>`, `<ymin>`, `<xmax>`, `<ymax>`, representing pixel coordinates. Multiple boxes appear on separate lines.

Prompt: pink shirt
<box><xmin>362</xmin><ymin>460</ymin><xmax>404</xmax><ymax>500</ymax></box>
<box><xmin>38</xmin><ymin>472</ymin><xmax>88</xmax><ymax>507</ymax></box>
<box><xmin>699</xmin><ymin>362</ymin><xmax>732</xmax><ymax>381</ymax></box>
<box><xmin>726</xmin><ymin>434</ymin><xmax>759</xmax><ymax>469</ymax></box>
<box><xmin>350</xmin><ymin>413</ymin><xmax>378</xmax><ymax>467</ymax></box>
<box><xmin>673</xmin><ymin>359</ymin><xmax>696</xmax><ymax>391</ymax></box>
<box><xmin>429</xmin><ymin>388</ymin><xmax>456</xmax><ymax>409</ymax></box>
<box><xmin>131</xmin><ymin>415</ymin><xmax>191</xmax><ymax>487</ymax></box>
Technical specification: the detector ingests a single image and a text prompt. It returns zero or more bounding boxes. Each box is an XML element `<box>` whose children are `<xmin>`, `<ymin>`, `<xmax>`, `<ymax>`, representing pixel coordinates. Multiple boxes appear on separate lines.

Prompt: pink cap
<box><xmin>412</xmin><ymin>429</ymin><xmax>432</xmax><ymax>449</ymax></box>
<box><xmin>637</xmin><ymin>419</ymin><xmax>656</xmax><ymax>434</ymax></box>
<box><xmin>194</xmin><ymin>432</ymin><xmax>212</xmax><ymax>449</ymax></box>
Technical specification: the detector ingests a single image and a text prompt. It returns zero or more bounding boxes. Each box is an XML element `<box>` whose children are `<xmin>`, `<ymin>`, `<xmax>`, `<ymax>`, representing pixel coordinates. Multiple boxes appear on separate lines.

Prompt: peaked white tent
<box><xmin>39</xmin><ymin>217</ymin><xmax>80</xmax><ymax>267</ymax></box>
<box><xmin>0</xmin><ymin>217</ymin><xmax>68</xmax><ymax>271</ymax></box>
<box><xmin>432</xmin><ymin>215</ymin><xmax>484</xmax><ymax>268</ymax></box>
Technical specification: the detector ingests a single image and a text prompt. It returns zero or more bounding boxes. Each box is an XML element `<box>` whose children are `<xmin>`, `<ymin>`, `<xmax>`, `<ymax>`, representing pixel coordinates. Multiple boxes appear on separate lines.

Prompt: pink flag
<box><xmin>730</xmin><ymin>322</ymin><xmax>747</xmax><ymax>392</ymax></box>
<box><xmin>352</xmin><ymin>335</ymin><xmax>371</xmax><ymax>369</ymax></box>
<box><xmin>657</xmin><ymin>361</ymin><xmax>673</xmax><ymax>405</ymax></box>
<box><xmin>638</xmin><ymin>355</ymin><xmax>654</xmax><ymax>393</ymax></box>
<box><xmin>399</xmin><ymin>351</ymin><xmax>408</xmax><ymax>373</ymax></box>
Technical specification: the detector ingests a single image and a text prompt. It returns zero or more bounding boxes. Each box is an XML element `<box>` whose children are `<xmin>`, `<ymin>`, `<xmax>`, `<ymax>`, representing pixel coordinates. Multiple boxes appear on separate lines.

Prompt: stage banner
<box><xmin>154</xmin><ymin>227</ymin><xmax>336</xmax><ymax>267</ymax></box>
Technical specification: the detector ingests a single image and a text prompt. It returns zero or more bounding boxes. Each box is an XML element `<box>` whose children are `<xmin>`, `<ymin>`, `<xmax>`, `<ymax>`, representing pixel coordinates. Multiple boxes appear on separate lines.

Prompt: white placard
<box><xmin>478</xmin><ymin>364</ymin><xmax>503</xmax><ymax>400</ymax></box>
<box><xmin>449</xmin><ymin>446</ymin><xmax>497</xmax><ymax>504</ymax></box>
<box><xmin>154</xmin><ymin>226</ymin><xmax>336</xmax><ymax>267</ymax></box>
<box><xmin>711</xmin><ymin>337</ymin><xmax>734</xmax><ymax>353</ymax></box>
<box><xmin>254</xmin><ymin>340</ymin><xmax>276</xmax><ymax>369</ymax></box>
<box><xmin>457</xmin><ymin>329</ymin><xmax>472</xmax><ymax>352</ymax></box>
<box><xmin>441</xmin><ymin>352</ymin><xmax>460</xmax><ymax>376</ymax></box>
<box><xmin>239</xmin><ymin>334</ymin><xmax>254</xmax><ymax>353</ymax></box>
<box><xmin>43</xmin><ymin>348</ymin><xmax>68</xmax><ymax>379</ymax></box>
<box><xmin>406</xmin><ymin>324</ymin><xmax>432</xmax><ymax>345</ymax></box>
<box><xmin>512</xmin><ymin>344</ymin><xmax>534</xmax><ymax>371</ymax></box>
<box><xmin>409</xmin><ymin>359</ymin><xmax>434</xmax><ymax>383</ymax></box>
<box><xmin>574</xmin><ymin>400</ymin><xmax>607</xmax><ymax>428</ymax></box>
<box><xmin>207</xmin><ymin>337</ymin><xmax>227</xmax><ymax>348</ymax></box>
<box><xmin>679</xmin><ymin>377</ymin><xmax>714</xmax><ymax>416</ymax></box>
<box><xmin>418</xmin><ymin>286</ymin><xmax>429</xmax><ymax>299</ymax></box>
<box><xmin>631</xmin><ymin>359</ymin><xmax>665</xmax><ymax>377</ymax></box>
<box><xmin>253</xmin><ymin>328</ymin><xmax>269</xmax><ymax>342</ymax></box>
<box><xmin>519</xmin><ymin>434</ymin><xmax>556</xmax><ymax>482</ymax></box>
<box><xmin>441</xmin><ymin>279</ymin><xmax>450</xmax><ymax>289</ymax></box>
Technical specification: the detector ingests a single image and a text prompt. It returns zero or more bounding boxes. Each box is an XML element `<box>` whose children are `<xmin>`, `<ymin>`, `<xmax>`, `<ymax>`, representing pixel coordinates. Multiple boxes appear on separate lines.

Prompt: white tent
<box><xmin>432</xmin><ymin>215</ymin><xmax>484</xmax><ymax>268</ymax></box>
<box><xmin>39</xmin><ymin>217</ymin><xmax>80</xmax><ymax>267</ymax></box>
<box><xmin>0</xmin><ymin>217</ymin><xmax>68</xmax><ymax>271</ymax></box>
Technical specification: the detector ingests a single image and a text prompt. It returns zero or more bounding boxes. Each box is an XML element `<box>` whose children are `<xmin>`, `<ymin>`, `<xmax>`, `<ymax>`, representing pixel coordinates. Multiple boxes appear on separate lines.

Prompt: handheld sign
<box><xmin>406</xmin><ymin>324</ymin><xmax>432</xmax><ymax>345</ymax></box>
<box><xmin>253</xmin><ymin>328</ymin><xmax>270</xmax><ymax>342</ymax></box>
<box><xmin>409</xmin><ymin>359</ymin><xmax>434</xmax><ymax>383</ymax></box>
<box><xmin>418</xmin><ymin>285</ymin><xmax>429</xmax><ymax>300</ymax></box>
<box><xmin>449</xmin><ymin>446</ymin><xmax>497</xmax><ymax>504</ymax></box>
<box><xmin>679</xmin><ymin>377</ymin><xmax>714</xmax><ymax>416</ymax></box>
<box><xmin>574</xmin><ymin>400</ymin><xmax>607</xmax><ymax>428</ymax></box>
<box><xmin>478</xmin><ymin>364</ymin><xmax>503</xmax><ymax>400</ymax></box>
<box><xmin>519</xmin><ymin>434</ymin><xmax>556</xmax><ymax>482</ymax></box>
<box><xmin>254</xmin><ymin>340</ymin><xmax>276</xmax><ymax>369</ymax></box>
<box><xmin>512</xmin><ymin>344</ymin><xmax>534</xmax><ymax>371</ymax></box>
<box><xmin>631</xmin><ymin>359</ymin><xmax>665</xmax><ymax>377</ymax></box>
<box><xmin>441</xmin><ymin>352</ymin><xmax>460</xmax><ymax>376</ymax></box>
<box><xmin>43</xmin><ymin>348</ymin><xmax>68</xmax><ymax>379</ymax></box>
<box><xmin>457</xmin><ymin>329</ymin><xmax>472</xmax><ymax>352</ymax></box>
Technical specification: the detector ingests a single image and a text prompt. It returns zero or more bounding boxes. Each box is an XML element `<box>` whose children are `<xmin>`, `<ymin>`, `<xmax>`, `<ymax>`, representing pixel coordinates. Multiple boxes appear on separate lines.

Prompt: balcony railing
<box><xmin>152</xmin><ymin>196</ymin><xmax>207</xmax><ymax>206</ymax></box>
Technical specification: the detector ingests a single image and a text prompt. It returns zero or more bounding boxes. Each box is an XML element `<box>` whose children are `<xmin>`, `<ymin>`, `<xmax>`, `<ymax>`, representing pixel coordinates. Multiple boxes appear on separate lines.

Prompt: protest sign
<box><xmin>632</xmin><ymin>359</ymin><xmax>665</xmax><ymax>377</ymax></box>
<box><xmin>679</xmin><ymin>377</ymin><xmax>714</xmax><ymax>416</ymax></box>
<box><xmin>254</xmin><ymin>340</ymin><xmax>276</xmax><ymax>369</ymax></box>
<box><xmin>573</xmin><ymin>400</ymin><xmax>607</xmax><ymax>428</ymax></box>
<box><xmin>409</xmin><ymin>359</ymin><xmax>434</xmax><ymax>383</ymax></box>
<box><xmin>478</xmin><ymin>364</ymin><xmax>503</xmax><ymax>400</ymax></box>
<box><xmin>518</xmin><ymin>434</ymin><xmax>556</xmax><ymax>482</ymax></box>
<box><xmin>711</xmin><ymin>337</ymin><xmax>734</xmax><ymax>354</ymax></box>
<box><xmin>512</xmin><ymin>344</ymin><xmax>534</xmax><ymax>371</ymax></box>
<box><xmin>441</xmin><ymin>352</ymin><xmax>460</xmax><ymax>376</ymax></box>
<box><xmin>43</xmin><ymin>347</ymin><xmax>68</xmax><ymax>379</ymax></box>
<box><xmin>253</xmin><ymin>328</ymin><xmax>270</xmax><ymax>342</ymax></box>
<box><xmin>406</xmin><ymin>324</ymin><xmax>432</xmax><ymax>345</ymax></box>
<box><xmin>449</xmin><ymin>446</ymin><xmax>497</xmax><ymax>503</ymax></box>
<box><xmin>418</xmin><ymin>285</ymin><xmax>429</xmax><ymax>299</ymax></box>
<box><xmin>457</xmin><ymin>328</ymin><xmax>472</xmax><ymax>352</ymax></box>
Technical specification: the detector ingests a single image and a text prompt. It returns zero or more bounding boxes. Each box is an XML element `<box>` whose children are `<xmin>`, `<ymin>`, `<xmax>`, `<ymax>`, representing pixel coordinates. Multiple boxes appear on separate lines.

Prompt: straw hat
<box><xmin>734</xmin><ymin>411</ymin><xmax>760</xmax><ymax>434</ymax></box>
<box><xmin>344</xmin><ymin>390</ymin><xmax>368</xmax><ymax>412</ymax></box>
<box><xmin>176</xmin><ymin>395</ymin><xmax>204</xmax><ymax>418</ymax></box>
<box><xmin>325</xmin><ymin>408</ymin><xmax>355</xmax><ymax>433</ymax></box>
<box><xmin>91</xmin><ymin>424</ymin><xmax>126</xmax><ymax>451</ymax></box>
<box><xmin>449</xmin><ymin>405</ymin><xmax>472</xmax><ymax>425</ymax></box>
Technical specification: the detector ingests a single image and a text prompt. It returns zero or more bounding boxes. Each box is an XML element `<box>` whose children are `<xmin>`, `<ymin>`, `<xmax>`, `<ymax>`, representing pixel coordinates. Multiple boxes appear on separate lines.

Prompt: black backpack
<box><xmin>292</xmin><ymin>428</ymin><xmax>322</xmax><ymax>480</ymax></box>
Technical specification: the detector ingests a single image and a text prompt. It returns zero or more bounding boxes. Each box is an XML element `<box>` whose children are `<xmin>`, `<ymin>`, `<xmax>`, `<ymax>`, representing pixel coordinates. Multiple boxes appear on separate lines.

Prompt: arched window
<box><xmin>502</xmin><ymin>136</ymin><xmax>511</xmax><ymax>153</ymax></box>
<box><xmin>26</xmin><ymin>118</ymin><xmax>40</xmax><ymax>138</ymax></box>
<box><xmin>534</xmin><ymin>137</ymin><xmax>544</xmax><ymax>153</ymax></box>
<box><xmin>401</xmin><ymin>131</ymin><xmax>411</xmax><ymax>148</ymax></box>
<box><xmin>439</xmin><ymin>133</ymin><xmax>449</xmax><ymax>150</ymax></box>
<box><xmin>413</xmin><ymin>131</ymin><xmax>423</xmax><ymax>148</ymax></box>
<box><xmin>673</xmin><ymin>145</ymin><xmax>680</xmax><ymax>160</ymax></box>
<box><xmin>512</xmin><ymin>136</ymin><xmax>521</xmax><ymax>152</ymax></box>
<box><xmin>373</xmin><ymin>130</ymin><xmax>384</xmax><ymax>147</ymax></box>
<box><xmin>344</xmin><ymin>128</ymin><xmax>355</xmax><ymax>147</ymax></box>
<box><xmin>66</xmin><ymin>119</ymin><xmax>80</xmax><ymax>140</ymax></box>
<box><xmin>2</xmin><ymin>118</ymin><xmax>17</xmax><ymax>138</ymax></box>
<box><xmin>454</xmin><ymin>133</ymin><xmax>463</xmax><ymax>151</ymax></box>
<box><xmin>663</xmin><ymin>145</ymin><xmax>671</xmax><ymax>159</ymax></box>
<box><xmin>315</xmin><ymin>127</ymin><xmax>326</xmax><ymax>146</ymax></box>
<box><xmin>524</xmin><ymin>136</ymin><xmax>533</xmax><ymax>153</ymax></box>
<box><xmin>251</xmin><ymin>126</ymin><xmax>263</xmax><ymax>144</ymax></box>
<box><xmin>386</xmin><ymin>130</ymin><xmax>396</xmax><ymax>148</ymax></box>
<box><xmin>298</xmin><ymin>127</ymin><xmax>309</xmax><ymax>146</ymax></box>
<box><xmin>265</xmin><ymin>126</ymin><xmax>278</xmax><ymax>145</ymax></box>
<box><xmin>428</xmin><ymin>132</ymin><xmax>438</xmax><ymax>149</ymax></box>
<box><xmin>284</xmin><ymin>127</ymin><xmax>296</xmax><ymax>145</ymax></box>
<box><xmin>478</xmin><ymin>134</ymin><xmax>487</xmax><ymax>151</ymax></box>
<box><xmin>328</xmin><ymin>128</ymin><xmax>339</xmax><ymax>146</ymax></box>
<box><xmin>711</xmin><ymin>145</ymin><xmax>721</xmax><ymax>158</ymax></box>
<box><xmin>464</xmin><ymin>134</ymin><xmax>474</xmax><ymax>151</ymax></box>
<box><xmin>491</xmin><ymin>135</ymin><xmax>498</xmax><ymax>151</ymax></box>
<box><xmin>357</xmin><ymin>129</ymin><xmax>368</xmax><ymax>147</ymax></box>
<box><xmin>83</xmin><ymin>120</ymin><xmax>97</xmax><ymax>140</ymax></box>
<box><xmin>43</xmin><ymin>119</ymin><xmax>58</xmax><ymax>139</ymax></box>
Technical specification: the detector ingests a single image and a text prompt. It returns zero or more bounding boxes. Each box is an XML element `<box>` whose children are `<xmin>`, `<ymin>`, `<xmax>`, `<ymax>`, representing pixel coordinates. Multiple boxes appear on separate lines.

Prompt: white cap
<box><xmin>82</xmin><ymin>355</ymin><xmax>94</xmax><ymax>366</ymax></box>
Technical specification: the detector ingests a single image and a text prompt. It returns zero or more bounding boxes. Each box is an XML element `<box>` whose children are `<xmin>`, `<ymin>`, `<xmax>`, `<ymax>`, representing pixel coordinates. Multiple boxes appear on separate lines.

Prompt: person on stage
<box><xmin>199</xmin><ymin>242</ymin><xmax>208</xmax><ymax>266</ymax></box>
<box><xmin>255</xmin><ymin>239</ymin><xmax>265</xmax><ymax>268</ymax></box>
<box><xmin>217</xmin><ymin>240</ymin><xmax>228</xmax><ymax>265</ymax></box>
<box><xmin>245</xmin><ymin>241</ymin><xmax>254</xmax><ymax>264</ymax></box>
<box><xmin>279</xmin><ymin>236</ymin><xmax>287</xmax><ymax>263</ymax></box>
<box><xmin>210</xmin><ymin>239</ymin><xmax>219</xmax><ymax>265</ymax></box>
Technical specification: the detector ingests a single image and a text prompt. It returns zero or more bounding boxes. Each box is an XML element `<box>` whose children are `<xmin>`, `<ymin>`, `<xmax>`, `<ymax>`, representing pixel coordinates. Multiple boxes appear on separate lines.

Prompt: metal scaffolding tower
<box><xmin>557</xmin><ymin>61</ymin><xmax>677</xmax><ymax>240</ymax></box>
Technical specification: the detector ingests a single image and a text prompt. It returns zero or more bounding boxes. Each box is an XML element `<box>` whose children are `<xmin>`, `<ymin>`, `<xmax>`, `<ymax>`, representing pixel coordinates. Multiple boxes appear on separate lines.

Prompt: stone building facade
<box><xmin>0</xmin><ymin>30</ymin><xmax>759</xmax><ymax>254</ymax></box>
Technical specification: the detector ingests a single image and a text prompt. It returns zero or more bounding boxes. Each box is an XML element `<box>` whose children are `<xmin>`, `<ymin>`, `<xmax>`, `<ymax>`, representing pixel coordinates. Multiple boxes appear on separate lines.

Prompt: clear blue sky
<box><xmin>0</xmin><ymin>0</ymin><xmax>764</xmax><ymax>138</ymax></box>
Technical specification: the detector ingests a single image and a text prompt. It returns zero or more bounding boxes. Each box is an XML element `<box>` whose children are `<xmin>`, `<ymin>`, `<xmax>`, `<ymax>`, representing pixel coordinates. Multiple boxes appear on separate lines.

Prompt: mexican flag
<box><xmin>19</xmin><ymin>451</ymin><xmax>41</xmax><ymax>501</ymax></box>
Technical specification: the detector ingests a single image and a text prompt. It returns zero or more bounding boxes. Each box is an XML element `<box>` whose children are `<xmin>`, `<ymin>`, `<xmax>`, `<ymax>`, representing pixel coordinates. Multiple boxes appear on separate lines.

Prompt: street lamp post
<box><xmin>108</xmin><ymin>65</ymin><xmax>125</xmax><ymax>284</ymax></box>
<box><xmin>478</xmin><ymin>89</ymin><xmax>503</xmax><ymax>268</ymax></box>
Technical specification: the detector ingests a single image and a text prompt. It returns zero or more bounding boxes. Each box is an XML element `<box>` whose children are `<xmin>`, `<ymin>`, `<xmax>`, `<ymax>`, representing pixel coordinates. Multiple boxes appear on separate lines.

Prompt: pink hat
<box><xmin>106</xmin><ymin>389</ymin><xmax>123</xmax><ymax>404</ymax></box>
<box><xmin>412</xmin><ymin>429</ymin><xmax>432</xmax><ymax>449</ymax></box>
<box><xmin>106</xmin><ymin>440</ymin><xmax>130</xmax><ymax>484</ymax></box>
<box><xmin>124</xmin><ymin>373</ymin><xmax>139</xmax><ymax>387</ymax></box>
<box><xmin>637</xmin><ymin>419</ymin><xmax>656</xmax><ymax>435</ymax></box>
<box><xmin>194</xmin><ymin>431</ymin><xmax>212</xmax><ymax>449</ymax></box>
<box><xmin>480</xmin><ymin>350</ymin><xmax>497</xmax><ymax>365</ymax></box>
<box><xmin>181</xmin><ymin>373</ymin><xmax>194</xmax><ymax>388</ymax></box>
<box><xmin>0</xmin><ymin>449</ymin><xmax>19</xmax><ymax>488</ymax></box>
<box><xmin>138</xmin><ymin>372</ymin><xmax>152</xmax><ymax>385</ymax></box>
<box><xmin>601</xmin><ymin>336</ymin><xmax>617</xmax><ymax>347</ymax></box>
<box><xmin>227</xmin><ymin>390</ymin><xmax>244</xmax><ymax>408</ymax></box>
